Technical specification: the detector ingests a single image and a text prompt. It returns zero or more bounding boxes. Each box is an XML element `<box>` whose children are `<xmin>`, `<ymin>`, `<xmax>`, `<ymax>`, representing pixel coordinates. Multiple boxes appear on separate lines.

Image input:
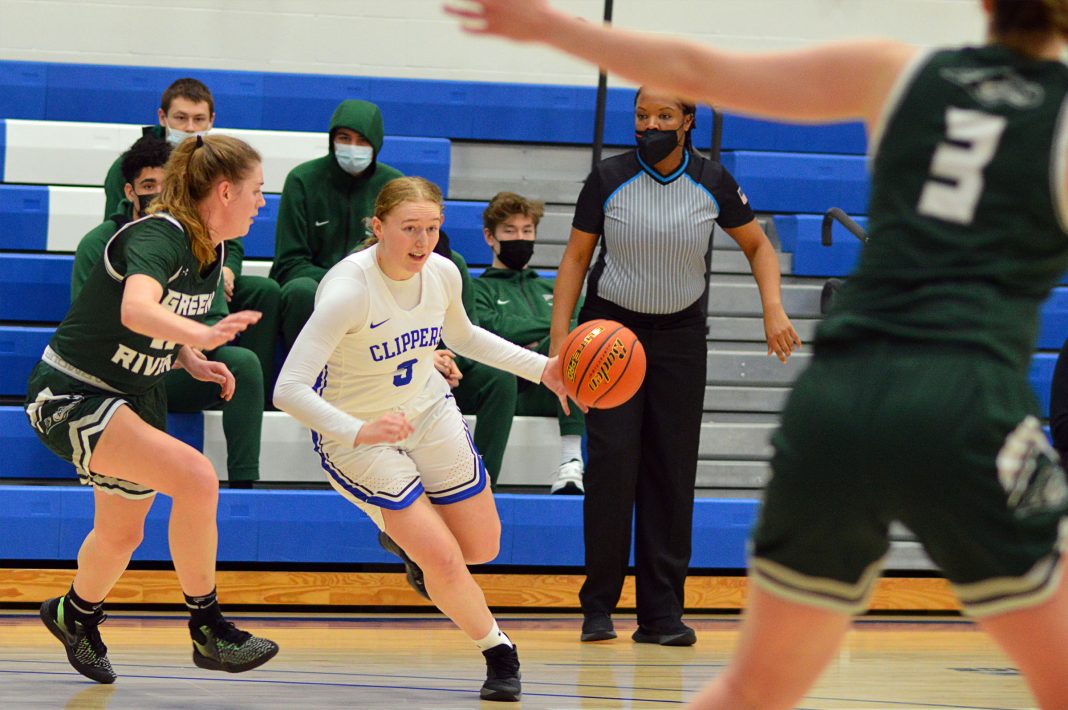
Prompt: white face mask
<box><xmin>335</xmin><ymin>143</ymin><xmax>374</xmax><ymax>176</ymax></box>
<box><xmin>166</xmin><ymin>127</ymin><xmax>209</xmax><ymax>148</ymax></box>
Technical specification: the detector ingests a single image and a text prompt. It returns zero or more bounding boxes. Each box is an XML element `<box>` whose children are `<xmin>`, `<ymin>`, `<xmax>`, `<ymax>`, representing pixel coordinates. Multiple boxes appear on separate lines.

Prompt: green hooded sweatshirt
<box><xmin>472</xmin><ymin>267</ymin><xmax>581</xmax><ymax>349</ymax></box>
<box><xmin>269</xmin><ymin>100</ymin><xmax>404</xmax><ymax>286</ymax></box>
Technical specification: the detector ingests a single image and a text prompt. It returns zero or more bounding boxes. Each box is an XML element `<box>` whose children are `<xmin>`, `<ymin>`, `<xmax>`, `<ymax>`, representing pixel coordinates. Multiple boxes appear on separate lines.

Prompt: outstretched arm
<box><xmin>445</xmin><ymin>0</ymin><xmax>917</xmax><ymax>131</ymax></box>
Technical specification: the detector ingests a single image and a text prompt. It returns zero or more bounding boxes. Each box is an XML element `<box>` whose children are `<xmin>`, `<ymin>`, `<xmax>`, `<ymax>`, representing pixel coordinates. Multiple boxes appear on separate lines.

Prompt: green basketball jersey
<box><xmin>818</xmin><ymin>46</ymin><xmax>1068</xmax><ymax>371</ymax></box>
<box><xmin>48</xmin><ymin>213</ymin><xmax>223</xmax><ymax>395</ymax></box>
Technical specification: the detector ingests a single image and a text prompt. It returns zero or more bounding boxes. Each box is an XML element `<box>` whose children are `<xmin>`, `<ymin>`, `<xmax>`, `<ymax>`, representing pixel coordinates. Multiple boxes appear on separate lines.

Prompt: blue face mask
<box><xmin>335</xmin><ymin>143</ymin><xmax>374</xmax><ymax>176</ymax></box>
<box><xmin>166</xmin><ymin>127</ymin><xmax>208</xmax><ymax>148</ymax></box>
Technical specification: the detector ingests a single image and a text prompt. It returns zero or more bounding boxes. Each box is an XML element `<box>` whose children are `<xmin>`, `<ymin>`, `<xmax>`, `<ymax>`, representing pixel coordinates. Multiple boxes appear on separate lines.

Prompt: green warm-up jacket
<box><xmin>471</xmin><ymin>266</ymin><xmax>581</xmax><ymax>349</ymax></box>
<box><xmin>269</xmin><ymin>100</ymin><xmax>403</xmax><ymax>286</ymax></box>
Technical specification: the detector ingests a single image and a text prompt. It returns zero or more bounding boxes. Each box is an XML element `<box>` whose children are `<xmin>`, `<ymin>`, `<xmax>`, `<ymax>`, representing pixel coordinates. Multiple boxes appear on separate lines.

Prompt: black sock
<box><xmin>184</xmin><ymin>589</ymin><xmax>223</xmax><ymax>629</ymax></box>
<box><xmin>64</xmin><ymin>586</ymin><xmax>103</xmax><ymax>622</ymax></box>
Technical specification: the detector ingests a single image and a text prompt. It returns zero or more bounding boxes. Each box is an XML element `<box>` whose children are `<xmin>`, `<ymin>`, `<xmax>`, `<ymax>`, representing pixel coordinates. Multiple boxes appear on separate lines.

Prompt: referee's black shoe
<box><xmin>580</xmin><ymin>613</ymin><xmax>617</xmax><ymax>642</ymax></box>
<box><xmin>378</xmin><ymin>531</ymin><xmax>430</xmax><ymax>600</ymax></box>
<box><xmin>40</xmin><ymin>597</ymin><xmax>116</xmax><ymax>684</ymax></box>
<box><xmin>481</xmin><ymin>642</ymin><xmax>522</xmax><ymax>702</ymax></box>
<box><xmin>632</xmin><ymin>622</ymin><xmax>696</xmax><ymax>647</ymax></box>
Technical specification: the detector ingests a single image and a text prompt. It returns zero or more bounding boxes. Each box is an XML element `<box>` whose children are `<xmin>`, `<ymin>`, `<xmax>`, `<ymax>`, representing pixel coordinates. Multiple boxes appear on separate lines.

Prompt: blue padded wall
<box><xmin>0</xmin><ymin>60</ymin><xmax>868</xmax><ymax>153</ymax></box>
<box><xmin>0</xmin><ymin>118</ymin><xmax>6</xmax><ymax>182</ymax></box>
<box><xmin>774</xmin><ymin>213</ymin><xmax>869</xmax><ymax>277</ymax></box>
<box><xmin>0</xmin><ymin>326</ymin><xmax>53</xmax><ymax>396</ymax></box>
<box><xmin>44</xmin><ymin>64</ymin><xmax>265</xmax><ymax>129</ymax></box>
<box><xmin>0</xmin><ymin>486</ymin><xmax>758</xmax><ymax>568</ymax></box>
<box><xmin>0</xmin><ymin>63</ymin><xmax>48</xmax><ymax>121</ymax></box>
<box><xmin>0</xmin><ymin>183</ymin><xmax>49</xmax><ymax>250</ymax></box>
<box><xmin>721</xmin><ymin>151</ymin><xmax>869</xmax><ymax>215</ymax></box>
<box><xmin>1038</xmin><ymin>289</ymin><xmax>1068</xmax><ymax>351</ymax></box>
<box><xmin>1032</xmin><ymin>353</ymin><xmax>1057</xmax><ymax>417</ymax></box>
<box><xmin>0</xmin><ymin>406</ymin><xmax>202</xmax><ymax>480</ymax></box>
<box><xmin>0</xmin><ymin>253</ymin><xmax>72</xmax><ymax>322</ymax></box>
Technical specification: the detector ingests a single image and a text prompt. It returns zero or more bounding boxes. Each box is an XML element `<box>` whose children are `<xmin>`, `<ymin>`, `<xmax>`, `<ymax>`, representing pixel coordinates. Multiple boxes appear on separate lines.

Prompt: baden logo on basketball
<box><xmin>560</xmin><ymin>319</ymin><xmax>646</xmax><ymax>409</ymax></box>
<box><xmin>565</xmin><ymin>325</ymin><xmax>605</xmax><ymax>381</ymax></box>
<box><xmin>586</xmin><ymin>337</ymin><xmax>629</xmax><ymax>395</ymax></box>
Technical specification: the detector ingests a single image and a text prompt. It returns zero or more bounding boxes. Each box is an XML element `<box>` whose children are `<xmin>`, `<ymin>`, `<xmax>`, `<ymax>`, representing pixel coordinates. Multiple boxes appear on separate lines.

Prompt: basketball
<box><xmin>559</xmin><ymin>319</ymin><xmax>646</xmax><ymax>409</ymax></box>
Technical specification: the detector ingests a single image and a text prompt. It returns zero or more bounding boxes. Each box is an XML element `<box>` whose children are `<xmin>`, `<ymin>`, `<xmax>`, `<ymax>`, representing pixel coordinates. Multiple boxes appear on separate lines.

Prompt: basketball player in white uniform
<box><xmin>274</xmin><ymin>176</ymin><xmax>574</xmax><ymax>702</ymax></box>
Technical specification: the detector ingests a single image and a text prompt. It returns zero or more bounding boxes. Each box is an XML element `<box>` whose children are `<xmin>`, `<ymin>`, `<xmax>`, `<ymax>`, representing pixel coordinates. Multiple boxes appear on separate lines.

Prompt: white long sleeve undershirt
<box><xmin>274</xmin><ymin>251</ymin><xmax>547</xmax><ymax>446</ymax></box>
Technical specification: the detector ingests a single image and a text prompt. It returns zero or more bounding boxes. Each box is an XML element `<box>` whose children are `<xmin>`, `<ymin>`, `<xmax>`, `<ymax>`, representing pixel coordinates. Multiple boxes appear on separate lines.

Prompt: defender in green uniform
<box><xmin>450</xmin><ymin>0</ymin><xmax>1068</xmax><ymax>707</ymax></box>
<box><xmin>27</xmin><ymin>135</ymin><xmax>278</xmax><ymax>685</ymax></box>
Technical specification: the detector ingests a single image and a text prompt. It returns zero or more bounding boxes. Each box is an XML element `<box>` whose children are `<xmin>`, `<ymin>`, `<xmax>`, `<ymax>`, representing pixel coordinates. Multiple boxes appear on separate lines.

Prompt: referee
<box><xmin>550</xmin><ymin>87</ymin><xmax>801</xmax><ymax>646</ymax></box>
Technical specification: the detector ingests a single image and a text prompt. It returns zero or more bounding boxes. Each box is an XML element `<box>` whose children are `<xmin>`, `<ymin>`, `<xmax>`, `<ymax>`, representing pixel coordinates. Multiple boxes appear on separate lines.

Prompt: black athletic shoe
<box><xmin>632</xmin><ymin>623</ymin><xmax>696</xmax><ymax>647</ymax></box>
<box><xmin>190</xmin><ymin>617</ymin><xmax>279</xmax><ymax>673</ymax></box>
<box><xmin>40</xmin><ymin>597</ymin><xmax>116</xmax><ymax>684</ymax></box>
<box><xmin>580</xmin><ymin>613</ymin><xmax>617</xmax><ymax>642</ymax></box>
<box><xmin>480</xmin><ymin>642</ymin><xmax>522</xmax><ymax>702</ymax></box>
<box><xmin>378</xmin><ymin>531</ymin><xmax>430</xmax><ymax>600</ymax></box>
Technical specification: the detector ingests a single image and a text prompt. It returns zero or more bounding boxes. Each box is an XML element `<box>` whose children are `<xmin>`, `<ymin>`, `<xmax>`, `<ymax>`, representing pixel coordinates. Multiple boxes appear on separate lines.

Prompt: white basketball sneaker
<box><xmin>550</xmin><ymin>459</ymin><xmax>585</xmax><ymax>495</ymax></box>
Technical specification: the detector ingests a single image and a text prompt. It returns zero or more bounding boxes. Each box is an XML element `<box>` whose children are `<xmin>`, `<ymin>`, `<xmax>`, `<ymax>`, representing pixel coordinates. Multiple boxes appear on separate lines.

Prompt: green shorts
<box><xmin>752</xmin><ymin>340</ymin><xmax>1068</xmax><ymax>618</ymax></box>
<box><xmin>24</xmin><ymin>361</ymin><xmax>167</xmax><ymax>500</ymax></box>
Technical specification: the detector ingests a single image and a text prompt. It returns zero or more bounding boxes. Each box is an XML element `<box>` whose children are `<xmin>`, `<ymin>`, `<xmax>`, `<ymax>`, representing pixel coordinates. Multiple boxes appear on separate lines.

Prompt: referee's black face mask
<box><xmin>636</xmin><ymin>129</ymin><xmax>681</xmax><ymax>166</ymax></box>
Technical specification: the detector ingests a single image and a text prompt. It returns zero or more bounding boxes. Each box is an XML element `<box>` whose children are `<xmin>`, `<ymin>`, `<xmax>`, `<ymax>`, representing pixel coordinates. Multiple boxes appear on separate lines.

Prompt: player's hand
<box><xmin>222</xmin><ymin>267</ymin><xmax>236</xmax><ymax>302</ymax></box>
<box><xmin>179</xmin><ymin>347</ymin><xmax>236</xmax><ymax>400</ymax></box>
<box><xmin>764</xmin><ymin>305</ymin><xmax>802</xmax><ymax>363</ymax></box>
<box><xmin>433</xmin><ymin>349</ymin><xmax>463</xmax><ymax>389</ymax></box>
<box><xmin>354</xmin><ymin>412</ymin><xmax>414</xmax><ymax>446</ymax></box>
<box><xmin>541</xmin><ymin>355</ymin><xmax>587</xmax><ymax>415</ymax></box>
<box><xmin>444</xmin><ymin>0</ymin><xmax>558</xmax><ymax>42</ymax></box>
<box><xmin>196</xmin><ymin>310</ymin><xmax>261</xmax><ymax>351</ymax></box>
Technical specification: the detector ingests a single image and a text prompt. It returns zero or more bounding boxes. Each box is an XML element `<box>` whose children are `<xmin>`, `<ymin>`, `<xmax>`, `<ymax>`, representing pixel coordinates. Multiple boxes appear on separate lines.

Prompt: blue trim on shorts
<box><xmin>312</xmin><ymin>429</ymin><xmax>425</xmax><ymax>510</ymax></box>
<box><xmin>311</xmin><ymin>365</ymin><xmax>425</xmax><ymax>510</ymax></box>
<box><xmin>427</xmin><ymin>401</ymin><xmax>487</xmax><ymax>506</ymax></box>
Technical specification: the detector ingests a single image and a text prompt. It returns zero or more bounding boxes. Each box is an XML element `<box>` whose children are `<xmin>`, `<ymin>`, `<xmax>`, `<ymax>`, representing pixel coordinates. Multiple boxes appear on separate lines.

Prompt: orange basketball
<box><xmin>559</xmin><ymin>319</ymin><xmax>646</xmax><ymax>409</ymax></box>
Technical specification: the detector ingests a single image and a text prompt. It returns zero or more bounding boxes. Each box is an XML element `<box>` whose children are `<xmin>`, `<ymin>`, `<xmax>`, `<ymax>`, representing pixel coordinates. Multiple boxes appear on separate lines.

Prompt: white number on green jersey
<box><xmin>918</xmin><ymin>108</ymin><xmax>1007</xmax><ymax>225</ymax></box>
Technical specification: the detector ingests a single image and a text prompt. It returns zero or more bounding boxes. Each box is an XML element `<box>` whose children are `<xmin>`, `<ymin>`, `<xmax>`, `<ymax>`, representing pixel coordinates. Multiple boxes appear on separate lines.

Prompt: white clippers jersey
<box><xmin>315</xmin><ymin>247</ymin><xmax>449</xmax><ymax>418</ymax></box>
<box><xmin>274</xmin><ymin>244</ymin><xmax>547</xmax><ymax>447</ymax></box>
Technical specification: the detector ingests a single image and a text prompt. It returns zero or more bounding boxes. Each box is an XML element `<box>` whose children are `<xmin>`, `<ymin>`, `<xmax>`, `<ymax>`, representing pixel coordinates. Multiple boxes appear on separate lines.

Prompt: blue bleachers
<box><xmin>0</xmin><ymin>323</ymin><xmax>1060</xmax><ymax>413</ymax></box>
<box><xmin>0</xmin><ymin>406</ymin><xmax>203</xmax><ymax>480</ymax></box>
<box><xmin>774</xmin><ymin>214</ymin><xmax>868</xmax><ymax>277</ymax></box>
<box><xmin>0</xmin><ymin>484</ymin><xmax>756</xmax><ymax>566</ymax></box>
<box><xmin>0</xmin><ymin>60</ymin><xmax>868</xmax><ymax>154</ymax></box>
<box><xmin>721</xmin><ymin>151</ymin><xmax>869</xmax><ymax>215</ymax></box>
<box><xmin>0</xmin><ymin>253</ymin><xmax>72</xmax><ymax>322</ymax></box>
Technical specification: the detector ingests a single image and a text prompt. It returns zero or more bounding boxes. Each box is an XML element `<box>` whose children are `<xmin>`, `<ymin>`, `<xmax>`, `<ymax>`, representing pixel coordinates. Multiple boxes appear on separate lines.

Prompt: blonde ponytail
<box><xmin>150</xmin><ymin>134</ymin><xmax>261</xmax><ymax>267</ymax></box>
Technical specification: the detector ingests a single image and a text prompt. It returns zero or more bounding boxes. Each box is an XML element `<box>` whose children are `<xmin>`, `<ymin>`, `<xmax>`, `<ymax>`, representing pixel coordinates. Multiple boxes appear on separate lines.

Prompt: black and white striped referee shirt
<box><xmin>573</xmin><ymin>150</ymin><xmax>755</xmax><ymax>315</ymax></box>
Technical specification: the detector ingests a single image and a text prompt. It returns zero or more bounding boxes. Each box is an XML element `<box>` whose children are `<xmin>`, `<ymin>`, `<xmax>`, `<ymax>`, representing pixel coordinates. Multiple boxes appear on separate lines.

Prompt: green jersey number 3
<box><xmin>918</xmin><ymin>107</ymin><xmax>1007</xmax><ymax>225</ymax></box>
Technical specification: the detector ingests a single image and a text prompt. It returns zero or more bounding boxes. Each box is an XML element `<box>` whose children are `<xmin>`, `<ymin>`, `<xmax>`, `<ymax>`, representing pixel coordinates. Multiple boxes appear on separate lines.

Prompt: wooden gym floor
<box><xmin>0</xmin><ymin>611</ymin><xmax>1038</xmax><ymax>709</ymax></box>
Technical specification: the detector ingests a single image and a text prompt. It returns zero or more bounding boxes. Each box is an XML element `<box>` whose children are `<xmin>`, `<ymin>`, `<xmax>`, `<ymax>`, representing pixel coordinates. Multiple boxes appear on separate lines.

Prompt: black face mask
<box><xmin>636</xmin><ymin>129</ymin><xmax>681</xmax><ymax>166</ymax></box>
<box><xmin>136</xmin><ymin>192</ymin><xmax>159</xmax><ymax>216</ymax></box>
<box><xmin>496</xmin><ymin>239</ymin><xmax>534</xmax><ymax>271</ymax></box>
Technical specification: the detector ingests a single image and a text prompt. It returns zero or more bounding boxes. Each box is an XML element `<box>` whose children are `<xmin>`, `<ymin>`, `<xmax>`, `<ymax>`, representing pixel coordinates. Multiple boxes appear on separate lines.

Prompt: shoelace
<box><xmin>82</xmin><ymin>614</ymin><xmax>109</xmax><ymax>659</ymax></box>
<box><xmin>487</xmin><ymin>648</ymin><xmax>519</xmax><ymax>678</ymax></box>
<box><xmin>209</xmin><ymin>618</ymin><xmax>252</xmax><ymax>646</ymax></box>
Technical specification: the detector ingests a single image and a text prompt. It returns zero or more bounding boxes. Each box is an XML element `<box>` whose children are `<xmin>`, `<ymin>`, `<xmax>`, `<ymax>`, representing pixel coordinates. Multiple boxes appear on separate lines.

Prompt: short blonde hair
<box><xmin>363</xmin><ymin>177</ymin><xmax>444</xmax><ymax>246</ymax></box>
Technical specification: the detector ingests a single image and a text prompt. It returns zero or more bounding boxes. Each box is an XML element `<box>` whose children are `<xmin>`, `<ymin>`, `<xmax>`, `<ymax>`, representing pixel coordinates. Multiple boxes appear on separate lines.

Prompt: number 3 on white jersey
<box><xmin>918</xmin><ymin>108</ymin><xmax>1007</xmax><ymax>225</ymax></box>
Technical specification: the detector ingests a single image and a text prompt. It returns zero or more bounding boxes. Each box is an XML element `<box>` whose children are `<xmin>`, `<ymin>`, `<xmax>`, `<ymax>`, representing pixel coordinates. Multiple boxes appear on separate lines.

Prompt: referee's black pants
<box><xmin>578</xmin><ymin>297</ymin><xmax>706</xmax><ymax>630</ymax></box>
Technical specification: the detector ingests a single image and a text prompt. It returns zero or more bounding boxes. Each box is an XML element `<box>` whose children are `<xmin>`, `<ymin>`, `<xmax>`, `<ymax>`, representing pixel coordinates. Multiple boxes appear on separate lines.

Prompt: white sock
<box><xmin>475</xmin><ymin>620</ymin><xmax>513</xmax><ymax>651</ymax></box>
<box><xmin>560</xmin><ymin>435</ymin><xmax>583</xmax><ymax>466</ymax></box>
